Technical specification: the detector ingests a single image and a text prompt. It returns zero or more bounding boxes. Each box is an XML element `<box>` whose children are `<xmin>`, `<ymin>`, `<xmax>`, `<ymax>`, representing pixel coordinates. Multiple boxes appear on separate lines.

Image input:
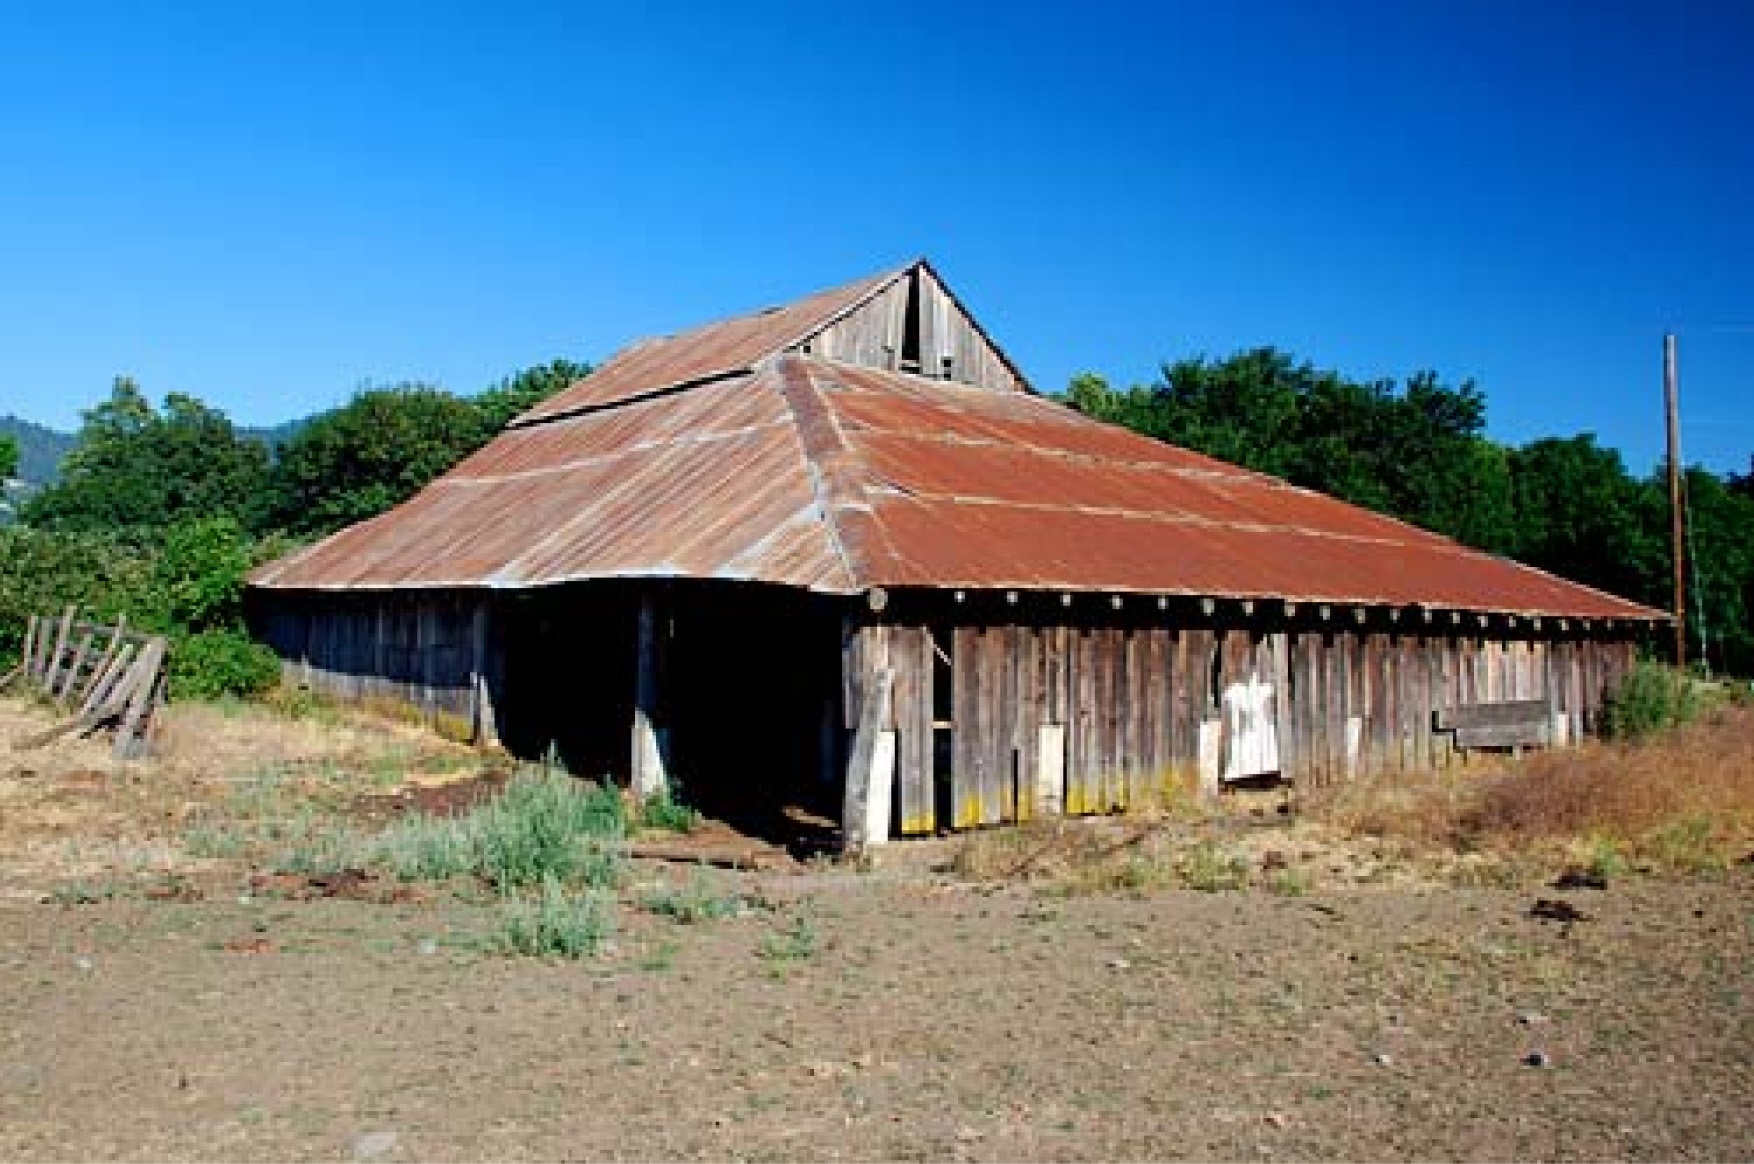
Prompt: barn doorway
<box><xmin>661</xmin><ymin>584</ymin><xmax>844</xmax><ymax>852</ymax></box>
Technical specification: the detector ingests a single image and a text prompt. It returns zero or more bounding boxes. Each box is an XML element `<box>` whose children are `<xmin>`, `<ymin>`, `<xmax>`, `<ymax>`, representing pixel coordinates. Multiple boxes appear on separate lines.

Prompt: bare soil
<box><xmin>1</xmin><ymin>696</ymin><xmax>1749</xmax><ymax>1161</ymax></box>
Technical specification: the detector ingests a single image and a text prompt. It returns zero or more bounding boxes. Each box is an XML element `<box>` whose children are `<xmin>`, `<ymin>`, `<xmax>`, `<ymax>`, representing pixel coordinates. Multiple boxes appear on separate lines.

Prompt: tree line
<box><xmin>0</xmin><ymin>360</ymin><xmax>589</xmax><ymax>695</ymax></box>
<box><xmin>4</xmin><ymin>346</ymin><xmax>1749</xmax><ymax>694</ymax></box>
<box><xmin>1067</xmin><ymin>349</ymin><xmax>1754</xmax><ymax>675</ymax></box>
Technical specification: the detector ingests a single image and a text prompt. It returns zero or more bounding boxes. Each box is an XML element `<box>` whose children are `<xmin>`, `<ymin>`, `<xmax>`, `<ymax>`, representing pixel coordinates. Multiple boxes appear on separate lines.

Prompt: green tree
<box><xmin>149</xmin><ymin>515</ymin><xmax>256</xmax><ymax>633</ymax></box>
<box><xmin>22</xmin><ymin>378</ymin><xmax>270</xmax><ymax>532</ymax></box>
<box><xmin>1664</xmin><ymin>466</ymin><xmax>1754</xmax><ymax>675</ymax></box>
<box><xmin>265</xmin><ymin>384</ymin><xmax>489</xmax><ymax>536</ymax></box>
<box><xmin>1504</xmin><ymin>435</ymin><xmax>1663</xmax><ymax>606</ymax></box>
<box><xmin>1067</xmin><ymin>350</ymin><xmax>1517</xmax><ymax>552</ymax></box>
<box><xmin>0</xmin><ymin>433</ymin><xmax>17</xmax><ymax>479</ymax></box>
<box><xmin>474</xmin><ymin>358</ymin><xmax>591</xmax><ymax>432</ymax></box>
<box><xmin>0</xmin><ymin>527</ymin><xmax>155</xmax><ymax>668</ymax></box>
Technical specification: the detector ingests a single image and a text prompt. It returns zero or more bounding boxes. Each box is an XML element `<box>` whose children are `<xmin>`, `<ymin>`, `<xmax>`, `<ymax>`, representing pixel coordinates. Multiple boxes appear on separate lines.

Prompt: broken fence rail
<box><xmin>3</xmin><ymin>607</ymin><xmax>169</xmax><ymax>759</ymax></box>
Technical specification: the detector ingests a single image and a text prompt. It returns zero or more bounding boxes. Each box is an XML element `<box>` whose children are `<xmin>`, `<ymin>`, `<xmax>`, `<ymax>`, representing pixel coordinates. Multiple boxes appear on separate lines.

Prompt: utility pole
<box><xmin>1664</xmin><ymin>333</ymin><xmax>1685</xmax><ymax>667</ymax></box>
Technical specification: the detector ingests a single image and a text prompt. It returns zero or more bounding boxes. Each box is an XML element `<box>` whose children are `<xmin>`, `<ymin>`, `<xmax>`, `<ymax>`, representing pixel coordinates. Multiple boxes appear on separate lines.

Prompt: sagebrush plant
<box><xmin>494</xmin><ymin>877</ymin><xmax>614</xmax><ymax>959</ymax></box>
<box><xmin>370</xmin><ymin>767</ymin><xmax>626</xmax><ymax>890</ymax></box>
<box><xmin>274</xmin><ymin>825</ymin><xmax>364</xmax><ymax>877</ymax></box>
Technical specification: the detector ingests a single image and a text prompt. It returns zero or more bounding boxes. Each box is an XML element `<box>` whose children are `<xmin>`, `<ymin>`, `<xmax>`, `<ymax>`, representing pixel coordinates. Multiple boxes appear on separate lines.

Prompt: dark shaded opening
<box><xmin>496</xmin><ymin>583</ymin><xmax>637</xmax><ymax>779</ymax></box>
<box><xmin>662</xmin><ymin>584</ymin><xmax>844</xmax><ymax>854</ymax></box>
<box><xmin>928</xmin><ymin>623</ymin><xmax>955</xmax><ymax>831</ymax></box>
<box><xmin>494</xmin><ymin>580</ymin><xmax>844</xmax><ymax>856</ymax></box>
<box><xmin>899</xmin><ymin>270</ymin><xmax>922</xmax><ymax>372</ymax></box>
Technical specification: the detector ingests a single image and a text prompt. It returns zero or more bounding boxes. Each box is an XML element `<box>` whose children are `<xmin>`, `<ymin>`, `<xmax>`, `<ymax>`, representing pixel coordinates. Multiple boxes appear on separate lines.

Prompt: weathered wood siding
<box><xmin>845</xmin><ymin>602</ymin><xmax>1644</xmax><ymax>835</ymax></box>
<box><xmin>802</xmin><ymin>265</ymin><xmax>1026</xmax><ymax>393</ymax></box>
<box><xmin>254</xmin><ymin>592</ymin><xmax>501</xmax><ymax>742</ymax></box>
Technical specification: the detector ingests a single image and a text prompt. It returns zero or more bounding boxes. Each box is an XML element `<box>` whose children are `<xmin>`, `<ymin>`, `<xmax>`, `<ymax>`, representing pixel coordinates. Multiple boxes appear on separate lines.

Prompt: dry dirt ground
<box><xmin>1</xmin><ymin>696</ymin><xmax>1749</xmax><ymax>1162</ymax></box>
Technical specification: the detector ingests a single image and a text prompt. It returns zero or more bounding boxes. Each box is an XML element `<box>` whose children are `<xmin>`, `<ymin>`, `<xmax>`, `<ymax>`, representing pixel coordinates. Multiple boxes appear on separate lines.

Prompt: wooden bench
<box><xmin>1434</xmin><ymin>699</ymin><xmax>1552</xmax><ymax>750</ymax></box>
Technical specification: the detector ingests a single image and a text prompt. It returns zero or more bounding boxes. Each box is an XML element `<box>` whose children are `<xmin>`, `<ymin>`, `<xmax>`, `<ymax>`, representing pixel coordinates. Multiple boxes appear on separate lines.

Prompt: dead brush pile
<box><xmin>1315</xmin><ymin>701</ymin><xmax>1754</xmax><ymax>874</ymax></box>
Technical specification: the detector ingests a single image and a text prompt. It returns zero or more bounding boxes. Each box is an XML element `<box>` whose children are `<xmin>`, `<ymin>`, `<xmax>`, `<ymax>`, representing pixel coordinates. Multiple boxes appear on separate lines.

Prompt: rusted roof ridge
<box><xmin>846</xmin><ymin>380</ymin><xmax>1287</xmax><ymax>485</ymax></box>
<box><xmin>770</xmin><ymin>357</ymin><xmax>929</xmax><ymax>589</ymax></box>
<box><xmin>768</xmin><ymin>360</ymin><xmax>864</xmax><ymax>586</ymax></box>
<box><xmin>503</xmin><ymin>368</ymin><xmax>750</xmax><ymax>431</ymax></box>
<box><xmin>247</xmin><ymin>507</ymin><xmax>398</xmax><ymax>587</ymax></box>
<box><xmin>435</xmin><ymin>418</ymin><xmax>793</xmax><ymax>488</ymax></box>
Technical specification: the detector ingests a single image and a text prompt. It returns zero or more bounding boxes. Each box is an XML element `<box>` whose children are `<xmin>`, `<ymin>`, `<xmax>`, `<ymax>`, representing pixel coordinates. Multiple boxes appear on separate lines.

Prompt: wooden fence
<box><xmin>2</xmin><ymin>607</ymin><xmax>169</xmax><ymax>758</ymax></box>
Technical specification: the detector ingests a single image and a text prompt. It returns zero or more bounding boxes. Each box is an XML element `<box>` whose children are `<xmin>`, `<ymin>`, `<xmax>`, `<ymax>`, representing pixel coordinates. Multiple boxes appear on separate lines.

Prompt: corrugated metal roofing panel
<box><xmin>251</xmin><ymin>372</ymin><xmax>853</xmax><ymax>592</ymax></box>
<box><xmin>511</xmin><ymin>266</ymin><xmax>907</xmax><ymax>424</ymax></box>
<box><xmin>250</xmin><ymin>265</ymin><xmax>1664</xmax><ymax>623</ymax></box>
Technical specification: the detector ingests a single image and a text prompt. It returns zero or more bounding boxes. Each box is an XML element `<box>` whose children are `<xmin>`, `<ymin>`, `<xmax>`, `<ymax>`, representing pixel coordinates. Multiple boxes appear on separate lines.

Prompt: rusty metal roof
<box><xmin>510</xmin><ymin>264</ymin><xmax>912</xmax><ymax>423</ymax></box>
<box><xmin>251</xmin><ymin>268</ymin><xmax>1662</xmax><ymax>622</ymax></box>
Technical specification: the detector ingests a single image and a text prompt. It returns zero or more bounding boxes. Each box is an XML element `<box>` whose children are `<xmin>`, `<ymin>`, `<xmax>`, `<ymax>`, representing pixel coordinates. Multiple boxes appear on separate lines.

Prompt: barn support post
<box><xmin>631</xmin><ymin>591</ymin><xmax>668</xmax><ymax>800</ymax></box>
<box><xmin>842</xmin><ymin>622</ymin><xmax>895</xmax><ymax>854</ymax></box>
<box><xmin>469</xmin><ymin>600</ymin><xmax>499</xmax><ymax>748</ymax></box>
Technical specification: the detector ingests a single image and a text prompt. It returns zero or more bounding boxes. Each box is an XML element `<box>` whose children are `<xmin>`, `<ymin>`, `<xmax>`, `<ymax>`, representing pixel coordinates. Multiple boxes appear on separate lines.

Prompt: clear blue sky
<box><xmin>1</xmin><ymin>0</ymin><xmax>1749</xmax><ymax>474</ymax></box>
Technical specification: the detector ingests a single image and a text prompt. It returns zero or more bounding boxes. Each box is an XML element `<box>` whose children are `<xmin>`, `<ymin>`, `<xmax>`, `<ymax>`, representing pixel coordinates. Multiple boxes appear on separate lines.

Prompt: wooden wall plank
<box><xmin>995</xmin><ymin>625</ymin><xmax>1019</xmax><ymax>823</ymax></box>
<box><xmin>893</xmin><ymin>626</ymin><xmax>931</xmax><ymax>834</ymax></box>
<box><xmin>952</xmin><ymin>626</ymin><xmax>981</xmax><ymax>828</ymax></box>
<box><xmin>1014</xmin><ymin>626</ymin><xmax>1040</xmax><ymax>822</ymax></box>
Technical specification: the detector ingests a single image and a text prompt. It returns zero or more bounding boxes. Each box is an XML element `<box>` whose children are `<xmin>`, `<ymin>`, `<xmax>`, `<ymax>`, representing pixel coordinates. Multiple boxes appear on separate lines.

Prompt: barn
<box><xmin>248</xmin><ymin>259</ymin><xmax>1663</xmax><ymax>847</ymax></box>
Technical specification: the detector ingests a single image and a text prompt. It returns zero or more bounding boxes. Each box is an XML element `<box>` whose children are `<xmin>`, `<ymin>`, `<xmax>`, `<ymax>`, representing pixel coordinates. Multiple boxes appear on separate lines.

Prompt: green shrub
<box><xmin>471</xmin><ymin>768</ymin><xmax>625</xmax><ymax>889</ymax></box>
<box><xmin>1177</xmin><ymin>841</ymin><xmax>1250</xmax><ymax>891</ymax></box>
<box><xmin>167</xmin><ymin>628</ymin><xmax>282</xmax><ymax>701</ymax></box>
<box><xmin>274</xmin><ymin>826</ymin><xmax>364</xmax><ymax>877</ymax></box>
<box><xmin>494</xmin><ymin>878</ymin><xmax>614</xmax><ymax>958</ymax></box>
<box><xmin>636</xmin><ymin>787</ymin><xmax>700</xmax><ymax>834</ymax></box>
<box><xmin>375</xmin><ymin>815</ymin><xmax>476</xmax><ymax>882</ymax></box>
<box><xmin>1602</xmin><ymin>660</ymin><xmax>1700</xmax><ymax>741</ymax></box>
<box><xmin>369</xmin><ymin>767</ymin><xmax>626</xmax><ymax>890</ymax></box>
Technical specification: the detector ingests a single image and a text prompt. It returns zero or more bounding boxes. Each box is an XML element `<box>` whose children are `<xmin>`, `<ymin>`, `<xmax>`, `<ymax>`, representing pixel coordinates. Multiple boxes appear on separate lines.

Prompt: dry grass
<box><xmin>1314</xmin><ymin>702</ymin><xmax>1754</xmax><ymax>874</ymax></box>
<box><xmin>949</xmin><ymin>815</ymin><xmax>1262</xmax><ymax>895</ymax></box>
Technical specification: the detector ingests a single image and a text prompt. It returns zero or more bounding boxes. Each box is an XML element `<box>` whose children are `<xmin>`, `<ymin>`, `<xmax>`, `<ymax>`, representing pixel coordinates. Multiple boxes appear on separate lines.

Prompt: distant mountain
<box><xmin>241</xmin><ymin>416</ymin><xmax>318</xmax><ymax>453</ymax></box>
<box><xmin>0</xmin><ymin>415</ymin><xmax>75</xmax><ymax>485</ymax></box>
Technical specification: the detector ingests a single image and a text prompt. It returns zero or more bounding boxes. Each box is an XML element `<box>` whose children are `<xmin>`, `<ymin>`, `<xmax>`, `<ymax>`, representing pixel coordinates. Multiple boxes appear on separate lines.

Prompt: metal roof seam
<box><xmin>846</xmin><ymin>426</ymin><xmax>1257</xmax><ymax>483</ymax></box>
<box><xmin>873</xmin><ymin>490</ymin><xmax>1424</xmax><ymax>546</ymax></box>
<box><xmin>769</xmin><ymin>361</ymin><xmax>868</xmax><ymax>588</ymax></box>
<box><xmin>434</xmin><ymin>417</ymin><xmax>791</xmax><ymax>488</ymax></box>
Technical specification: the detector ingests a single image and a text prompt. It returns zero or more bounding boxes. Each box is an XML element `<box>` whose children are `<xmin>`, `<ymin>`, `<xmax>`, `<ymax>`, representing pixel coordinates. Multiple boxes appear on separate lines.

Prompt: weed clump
<box><xmin>494</xmin><ymin>876</ymin><xmax>614</xmax><ymax>958</ymax></box>
<box><xmin>635</xmin><ymin>788</ymin><xmax>700</xmax><ymax>834</ymax></box>
<box><xmin>373</xmin><ymin>766</ymin><xmax>627</xmax><ymax>890</ymax></box>
<box><xmin>640</xmin><ymin>871</ymin><xmax>741</xmax><ymax>923</ymax></box>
